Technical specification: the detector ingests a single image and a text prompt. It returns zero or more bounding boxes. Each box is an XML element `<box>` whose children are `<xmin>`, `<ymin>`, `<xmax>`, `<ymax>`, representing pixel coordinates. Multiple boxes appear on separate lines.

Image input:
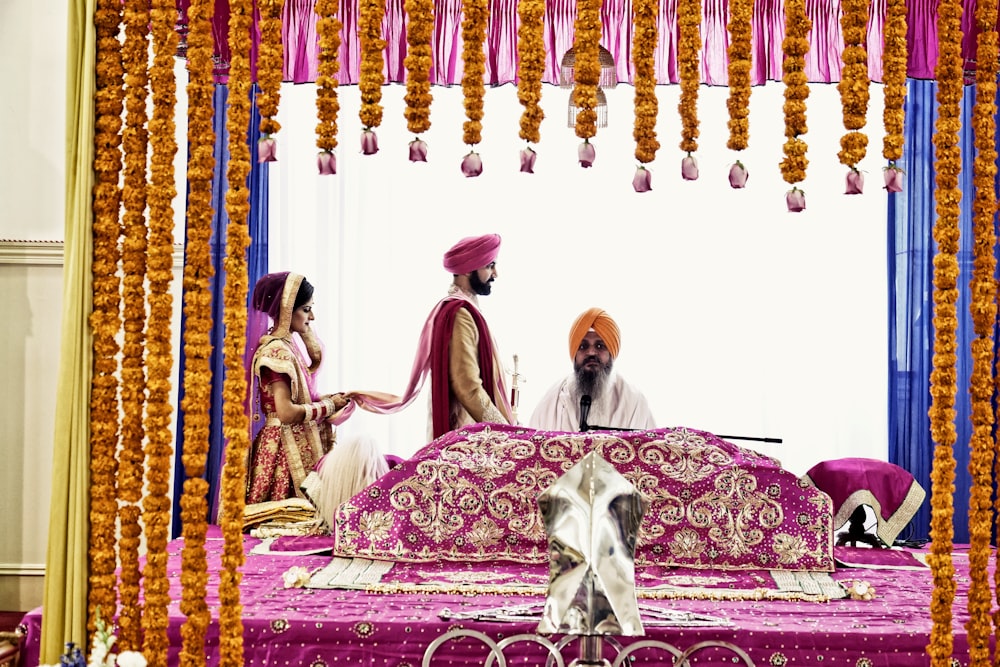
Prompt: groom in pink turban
<box><xmin>426</xmin><ymin>234</ymin><xmax>514</xmax><ymax>439</ymax></box>
<box><xmin>336</xmin><ymin>234</ymin><xmax>514</xmax><ymax>441</ymax></box>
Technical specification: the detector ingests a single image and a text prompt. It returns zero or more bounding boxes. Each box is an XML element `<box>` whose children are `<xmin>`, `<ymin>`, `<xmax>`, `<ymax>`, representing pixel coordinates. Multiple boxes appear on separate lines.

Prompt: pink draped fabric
<box><xmin>176</xmin><ymin>0</ymin><xmax>987</xmax><ymax>86</ymax></box>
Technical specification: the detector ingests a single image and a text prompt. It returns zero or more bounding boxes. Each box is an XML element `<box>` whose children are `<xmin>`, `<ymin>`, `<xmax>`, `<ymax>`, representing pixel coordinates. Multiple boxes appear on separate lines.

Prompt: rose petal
<box><xmin>461</xmin><ymin>151</ymin><xmax>483</xmax><ymax>177</ymax></box>
<box><xmin>361</xmin><ymin>130</ymin><xmax>379</xmax><ymax>155</ymax></box>
<box><xmin>632</xmin><ymin>166</ymin><xmax>652</xmax><ymax>193</ymax></box>
<box><xmin>786</xmin><ymin>189</ymin><xmax>806</xmax><ymax>212</ymax></box>
<box><xmin>884</xmin><ymin>167</ymin><xmax>904</xmax><ymax>193</ymax></box>
<box><xmin>258</xmin><ymin>137</ymin><xmax>277</xmax><ymax>163</ymax></box>
<box><xmin>409</xmin><ymin>139</ymin><xmax>428</xmax><ymax>163</ymax></box>
<box><xmin>578</xmin><ymin>141</ymin><xmax>596</xmax><ymax>168</ymax></box>
<box><xmin>728</xmin><ymin>161</ymin><xmax>749</xmax><ymax>188</ymax></box>
<box><xmin>845</xmin><ymin>169</ymin><xmax>864</xmax><ymax>195</ymax></box>
<box><xmin>681</xmin><ymin>155</ymin><xmax>699</xmax><ymax>181</ymax></box>
<box><xmin>520</xmin><ymin>147</ymin><xmax>536</xmax><ymax>174</ymax></box>
<box><xmin>317</xmin><ymin>151</ymin><xmax>337</xmax><ymax>175</ymax></box>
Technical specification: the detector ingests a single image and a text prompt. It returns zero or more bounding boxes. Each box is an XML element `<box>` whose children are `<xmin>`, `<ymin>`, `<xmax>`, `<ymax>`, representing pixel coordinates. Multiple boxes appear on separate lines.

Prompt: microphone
<box><xmin>579</xmin><ymin>395</ymin><xmax>592</xmax><ymax>432</ymax></box>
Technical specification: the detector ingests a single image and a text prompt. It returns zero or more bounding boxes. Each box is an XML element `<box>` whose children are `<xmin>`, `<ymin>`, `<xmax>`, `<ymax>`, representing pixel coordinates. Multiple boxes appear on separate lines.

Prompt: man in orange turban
<box><xmin>529</xmin><ymin>308</ymin><xmax>656</xmax><ymax>433</ymax></box>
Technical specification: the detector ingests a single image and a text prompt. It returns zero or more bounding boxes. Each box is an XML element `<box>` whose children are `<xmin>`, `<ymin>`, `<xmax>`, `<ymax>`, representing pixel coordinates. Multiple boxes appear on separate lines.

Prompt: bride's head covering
<box><xmin>244</xmin><ymin>271</ymin><xmax>324</xmax><ymax>416</ymax></box>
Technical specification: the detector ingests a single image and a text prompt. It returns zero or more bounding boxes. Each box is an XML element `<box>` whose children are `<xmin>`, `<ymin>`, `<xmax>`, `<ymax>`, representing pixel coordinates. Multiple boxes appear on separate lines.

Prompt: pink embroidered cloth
<box><xmin>15</xmin><ymin>539</ymin><xmax>985</xmax><ymax>667</ymax></box>
<box><xmin>333</xmin><ymin>424</ymin><xmax>835</xmax><ymax>572</ymax></box>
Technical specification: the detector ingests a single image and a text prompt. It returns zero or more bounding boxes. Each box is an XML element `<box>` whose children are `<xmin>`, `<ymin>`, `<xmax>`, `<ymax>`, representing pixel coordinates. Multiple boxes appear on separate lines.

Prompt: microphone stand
<box><xmin>715</xmin><ymin>435</ymin><xmax>783</xmax><ymax>444</ymax></box>
<box><xmin>579</xmin><ymin>395</ymin><xmax>591</xmax><ymax>432</ymax></box>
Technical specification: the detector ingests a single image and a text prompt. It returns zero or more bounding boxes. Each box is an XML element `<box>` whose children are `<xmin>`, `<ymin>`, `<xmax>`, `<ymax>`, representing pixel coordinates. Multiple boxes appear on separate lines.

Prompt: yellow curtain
<box><xmin>41</xmin><ymin>0</ymin><xmax>97</xmax><ymax>661</ymax></box>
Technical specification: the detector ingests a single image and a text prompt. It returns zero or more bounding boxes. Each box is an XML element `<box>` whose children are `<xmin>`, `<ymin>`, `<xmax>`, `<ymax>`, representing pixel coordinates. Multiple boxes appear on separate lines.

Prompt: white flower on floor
<box><xmin>847</xmin><ymin>579</ymin><xmax>875</xmax><ymax>601</ymax></box>
<box><xmin>282</xmin><ymin>565</ymin><xmax>313</xmax><ymax>588</ymax></box>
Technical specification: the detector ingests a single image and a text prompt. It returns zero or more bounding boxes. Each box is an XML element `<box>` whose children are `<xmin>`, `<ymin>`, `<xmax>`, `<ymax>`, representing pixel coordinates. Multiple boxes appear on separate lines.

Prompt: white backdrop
<box><xmin>261</xmin><ymin>79</ymin><xmax>889</xmax><ymax>476</ymax></box>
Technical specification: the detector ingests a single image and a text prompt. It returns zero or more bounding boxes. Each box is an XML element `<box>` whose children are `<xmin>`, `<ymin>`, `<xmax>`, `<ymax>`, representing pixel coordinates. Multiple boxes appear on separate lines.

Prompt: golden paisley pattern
<box><xmin>333</xmin><ymin>424</ymin><xmax>834</xmax><ymax>571</ymax></box>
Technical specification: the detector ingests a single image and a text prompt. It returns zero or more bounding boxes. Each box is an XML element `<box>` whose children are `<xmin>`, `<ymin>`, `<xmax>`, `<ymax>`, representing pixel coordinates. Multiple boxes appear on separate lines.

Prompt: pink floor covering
<box><xmin>17</xmin><ymin>536</ymin><xmax>983</xmax><ymax>667</ymax></box>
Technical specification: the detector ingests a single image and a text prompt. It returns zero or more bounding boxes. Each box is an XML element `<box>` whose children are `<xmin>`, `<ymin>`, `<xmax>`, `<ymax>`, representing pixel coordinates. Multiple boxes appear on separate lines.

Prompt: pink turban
<box><xmin>569</xmin><ymin>308</ymin><xmax>621</xmax><ymax>359</ymax></box>
<box><xmin>443</xmin><ymin>234</ymin><xmax>502</xmax><ymax>274</ymax></box>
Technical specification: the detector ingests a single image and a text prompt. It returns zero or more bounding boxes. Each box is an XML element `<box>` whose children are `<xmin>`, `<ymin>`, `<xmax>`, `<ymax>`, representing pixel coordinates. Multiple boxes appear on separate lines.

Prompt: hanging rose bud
<box><xmin>520</xmin><ymin>147</ymin><xmax>537</xmax><ymax>174</ymax></box>
<box><xmin>461</xmin><ymin>151</ymin><xmax>483</xmax><ymax>177</ymax></box>
<box><xmin>728</xmin><ymin>160</ymin><xmax>749</xmax><ymax>188</ymax></box>
<box><xmin>317</xmin><ymin>151</ymin><xmax>337</xmax><ymax>175</ymax></box>
<box><xmin>845</xmin><ymin>168</ymin><xmax>864</xmax><ymax>195</ymax></box>
<box><xmin>632</xmin><ymin>166</ymin><xmax>652</xmax><ymax>193</ymax></box>
<box><xmin>578</xmin><ymin>140</ymin><xmax>596</xmax><ymax>168</ymax></box>
<box><xmin>786</xmin><ymin>187</ymin><xmax>806</xmax><ymax>212</ymax></box>
<box><xmin>883</xmin><ymin>165</ymin><xmax>904</xmax><ymax>193</ymax></box>
<box><xmin>361</xmin><ymin>129</ymin><xmax>379</xmax><ymax>155</ymax></box>
<box><xmin>258</xmin><ymin>135</ymin><xmax>277</xmax><ymax>163</ymax></box>
<box><xmin>681</xmin><ymin>154</ymin><xmax>699</xmax><ymax>181</ymax></box>
<box><xmin>409</xmin><ymin>138</ymin><xmax>428</xmax><ymax>163</ymax></box>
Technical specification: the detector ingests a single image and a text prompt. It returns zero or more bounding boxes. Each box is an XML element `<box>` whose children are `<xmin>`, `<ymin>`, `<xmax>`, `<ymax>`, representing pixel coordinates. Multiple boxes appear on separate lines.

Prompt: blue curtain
<box><xmin>172</xmin><ymin>83</ymin><xmax>270</xmax><ymax>538</ymax></box>
<box><xmin>889</xmin><ymin>79</ymin><xmax>984</xmax><ymax>545</ymax></box>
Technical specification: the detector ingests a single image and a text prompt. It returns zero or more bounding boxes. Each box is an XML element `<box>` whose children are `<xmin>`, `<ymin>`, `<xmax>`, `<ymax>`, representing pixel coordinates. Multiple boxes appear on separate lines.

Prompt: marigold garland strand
<box><xmin>117</xmin><ymin>0</ymin><xmax>151</xmax><ymax>651</ymax></box>
<box><xmin>965</xmin><ymin>0</ymin><xmax>997</xmax><ymax>657</ymax></box>
<box><xmin>927</xmin><ymin>0</ymin><xmax>962</xmax><ymax>659</ymax></box>
<box><xmin>257</xmin><ymin>0</ymin><xmax>285</xmax><ymax>137</ymax></box>
<box><xmin>632</xmin><ymin>0</ymin><xmax>660</xmax><ymax>163</ymax></box>
<box><xmin>725</xmin><ymin>0</ymin><xmax>752</xmax><ymax>151</ymax></box>
<box><xmin>218</xmin><ymin>0</ymin><xmax>254</xmax><ymax>664</ymax></box>
<box><xmin>677</xmin><ymin>0</ymin><xmax>701</xmax><ymax>153</ymax></box>
<box><xmin>403</xmin><ymin>0</ymin><xmax>433</xmax><ymax>134</ymax></box>
<box><xmin>461</xmin><ymin>0</ymin><xmax>488</xmax><ymax>146</ymax></box>
<box><xmin>89</xmin><ymin>0</ymin><xmax>124</xmax><ymax>640</ymax></box>
<box><xmin>359</xmin><ymin>0</ymin><xmax>386</xmax><ymax>130</ymax></box>
<box><xmin>141</xmin><ymin>1</ymin><xmax>180</xmax><ymax>664</ymax></box>
<box><xmin>779</xmin><ymin>0</ymin><xmax>810</xmax><ymax>185</ymax></box>
<box><xmin>572</xmin><ymin>0</ymin><xmax>602</xmax><ymax>140</ymax></box>
<box><xmin>516</xmin><ymin>0</ymin><xmax>545</xmax><ymax>144</ymax></box>
<box><xmin>315</xmin><ymin>0</ymin><xmax>342</xmax><ymax>151</ymax></box>
<box><xmin>836</xmin><ymin>0</ymin><xmax>870</xmax><ymax>169</ymax></box>
<box><xmin>178</xmin><ymin>0</ymin><xmax>216</xmax><ymax>663</ymax></box>
<box><xmin>881</xmin><ymin>0</ymin><xmax>907</xmax><ymax>165</ymax></box>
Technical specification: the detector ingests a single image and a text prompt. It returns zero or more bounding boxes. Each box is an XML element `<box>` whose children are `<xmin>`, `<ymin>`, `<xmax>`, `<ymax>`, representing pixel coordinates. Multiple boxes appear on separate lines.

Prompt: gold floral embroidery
<box><xmin>772</xmin><ymin>533</ymin><xmax>808</xmax><ymax>564</ymax></box>
<box><xmin>466</xmin><ymin>517</ymin><xmax>504</xmax><ymax>549</ymax></box>
<box><xmin>359</xmin><ymin>511</ymin><xmax>394</xmax><ymax>541</ymax></box>
<box><xmin>640</xmin><ymin>440</ymin><xmax>734</xmax><ymax>483</ymax></box>
<box><xmin>668</xmin><ymin>528</ymin><xmax>707</xmax><ymax>559</ymax></box>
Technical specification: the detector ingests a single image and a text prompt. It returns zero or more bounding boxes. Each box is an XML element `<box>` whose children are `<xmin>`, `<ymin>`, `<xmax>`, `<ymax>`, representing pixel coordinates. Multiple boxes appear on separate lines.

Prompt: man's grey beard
<box><xmin>572</xmin><ymin>361</ymin><xmax>612</xmax><ymax>401</ymax></box>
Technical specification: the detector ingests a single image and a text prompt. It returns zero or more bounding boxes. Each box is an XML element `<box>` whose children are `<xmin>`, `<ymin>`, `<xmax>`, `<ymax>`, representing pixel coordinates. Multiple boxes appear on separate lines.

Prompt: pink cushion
<box><xmin>803</xmin><ymin>457</ymin><xmax>926</xmax><ymax>546</ymax></box>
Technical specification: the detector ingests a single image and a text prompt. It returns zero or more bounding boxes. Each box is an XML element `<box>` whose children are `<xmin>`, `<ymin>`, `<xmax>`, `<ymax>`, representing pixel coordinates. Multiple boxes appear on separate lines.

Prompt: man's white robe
<box><xmin>528</xmin><ymin>373</ymin><xmax>657</xmax><ymax>432</ymax></box>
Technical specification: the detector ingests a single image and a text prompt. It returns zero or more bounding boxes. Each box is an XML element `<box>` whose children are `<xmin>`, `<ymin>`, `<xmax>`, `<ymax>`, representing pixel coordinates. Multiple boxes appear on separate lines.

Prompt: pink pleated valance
<box><xmin>175</xmin><ymin>0</ymin><xmax>990</xmax><ymax>86</ymax></box>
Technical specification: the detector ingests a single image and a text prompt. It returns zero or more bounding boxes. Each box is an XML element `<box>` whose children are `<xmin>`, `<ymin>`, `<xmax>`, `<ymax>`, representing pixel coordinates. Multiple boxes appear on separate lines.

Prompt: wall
<box><xmin>0</xmin><ymin>0</ymin><xmax>68</xmax><ymax>613</ymax></box>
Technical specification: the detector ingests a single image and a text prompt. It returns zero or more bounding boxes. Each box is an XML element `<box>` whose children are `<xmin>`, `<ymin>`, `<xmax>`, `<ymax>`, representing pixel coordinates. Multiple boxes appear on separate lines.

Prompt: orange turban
<box><xmin>568</xmin><ymin>308</ymin><xmax>621</xmax><ymax>360</ymax></box>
